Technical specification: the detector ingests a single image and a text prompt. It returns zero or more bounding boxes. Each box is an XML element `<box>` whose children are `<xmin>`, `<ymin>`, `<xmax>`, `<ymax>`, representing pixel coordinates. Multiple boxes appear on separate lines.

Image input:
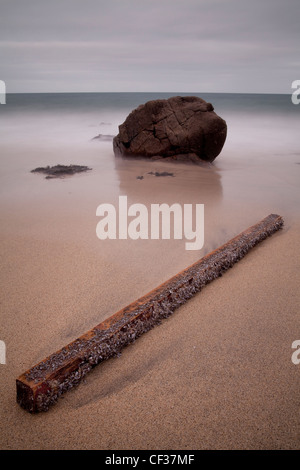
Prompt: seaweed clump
<box><xmin>148</xmin><ymin>171</ymin><xmax>174</xmax><ymax>177</ymax></box>
<box><xmin>31</xmin><ymin>164</ymin><xmax>92</xmax><ymax>179</ymax></box>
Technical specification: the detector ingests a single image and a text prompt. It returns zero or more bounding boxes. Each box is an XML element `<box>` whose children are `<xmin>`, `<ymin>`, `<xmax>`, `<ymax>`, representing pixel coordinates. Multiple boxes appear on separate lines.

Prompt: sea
<box><xmin>1</xmin><ymin>92</ymin><xmax>299</xmax><ymax>152</ymax></box>
<box><xmin>0</xmin><ymin>92</ymin><xmax>299</xmax><ymax>256</ymax></box>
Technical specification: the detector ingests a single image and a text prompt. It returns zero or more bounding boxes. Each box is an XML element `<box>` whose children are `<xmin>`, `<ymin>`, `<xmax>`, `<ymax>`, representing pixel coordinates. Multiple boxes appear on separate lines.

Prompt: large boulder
<box><xmin>113</xmin><ymin>96</ymin><xmax>227</xmax><ymax>162</ymax></box>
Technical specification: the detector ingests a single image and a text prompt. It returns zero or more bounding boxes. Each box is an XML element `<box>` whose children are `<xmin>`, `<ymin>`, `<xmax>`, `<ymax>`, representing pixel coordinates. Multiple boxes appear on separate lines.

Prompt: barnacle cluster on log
<box><xmin>16</xmin><ymin>214</ymin><xmax>283</xmax><ymax>413</ymax></box>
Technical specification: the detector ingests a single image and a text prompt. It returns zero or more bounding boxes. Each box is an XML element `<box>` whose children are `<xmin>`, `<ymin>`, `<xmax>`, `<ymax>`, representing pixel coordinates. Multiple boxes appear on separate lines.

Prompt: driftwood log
<box><xmin>16</xmin><ymin>214</ymin><xmax>283</xmax><ymax>413</ymax></box>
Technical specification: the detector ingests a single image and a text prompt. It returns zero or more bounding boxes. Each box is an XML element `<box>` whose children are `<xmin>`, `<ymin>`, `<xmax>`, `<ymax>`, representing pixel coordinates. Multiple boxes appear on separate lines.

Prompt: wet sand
<box><xmin>0</xmin><ymin>149</ymin><xmax>300</xmax><ymax>449</ymax></box>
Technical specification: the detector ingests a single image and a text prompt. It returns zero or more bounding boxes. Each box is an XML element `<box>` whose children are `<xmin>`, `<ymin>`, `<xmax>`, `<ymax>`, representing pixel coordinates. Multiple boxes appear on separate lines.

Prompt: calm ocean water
<box><xmin>0</xmin><ymin>92</ymin><xmax>299</xmax><ymax>151</ymax></box>
<box><xmin>0</xmin><ymin>92</ymin><xmax>299</xmax><ymax>228</ymax></box>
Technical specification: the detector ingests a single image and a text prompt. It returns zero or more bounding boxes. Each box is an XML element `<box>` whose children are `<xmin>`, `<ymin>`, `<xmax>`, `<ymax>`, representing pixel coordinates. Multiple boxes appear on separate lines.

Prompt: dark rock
<box><xmin>148</xmin><ymin>171</ymin><xmax>174</xmax><ymax>177</ymax></box>
<box><xmin>113</xmin><ymin>96</ymin><xmax>227</xmax><ymax>163</ymax></box>
<box><xmin>91</xmin><ymin>134</ymin><xmax>115</xmax><ymax>141</ymax></box>
<box><xmin>31</xmin><ymin>164</ymin><xmax>92</xmax><ymax>179</ymax></box>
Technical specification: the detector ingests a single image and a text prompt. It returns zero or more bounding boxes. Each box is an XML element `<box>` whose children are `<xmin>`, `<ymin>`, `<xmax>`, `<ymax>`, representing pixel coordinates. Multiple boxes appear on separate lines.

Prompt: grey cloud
<box><xmin>0</xmin><ymin>0</ymin><xmax>299</xmax><ymax>92</ymax></box>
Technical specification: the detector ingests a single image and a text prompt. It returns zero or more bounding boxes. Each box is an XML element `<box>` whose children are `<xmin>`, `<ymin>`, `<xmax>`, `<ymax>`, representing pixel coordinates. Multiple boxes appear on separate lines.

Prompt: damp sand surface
<box><xmin>0</xmin><ymin>146</ymin><xmax>300</xmax><ymax>449</ymax></box>
<box><xmin>0</xmin><ymin>91</ymin><xmax>300</xmax><ymax>449</ymax></box>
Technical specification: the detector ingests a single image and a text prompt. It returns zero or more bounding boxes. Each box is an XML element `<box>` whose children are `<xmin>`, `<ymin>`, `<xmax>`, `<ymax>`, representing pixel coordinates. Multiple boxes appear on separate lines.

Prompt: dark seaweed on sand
<box><xmin>148</xmin><ymin>171</ymin><xmax>174</xmax><ymax>177</ymax></box>
<box><xmin>31</xmin><ymin>164</ymin><xmax>92</xmax><ymax>179</ymax></box>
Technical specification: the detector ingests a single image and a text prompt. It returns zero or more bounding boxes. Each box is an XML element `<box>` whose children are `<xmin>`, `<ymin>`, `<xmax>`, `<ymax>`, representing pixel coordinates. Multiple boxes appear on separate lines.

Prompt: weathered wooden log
<box><xmin>16</xmin><ymin>214</ymin><xmax>283</xmax><ymax>413</ymax></box>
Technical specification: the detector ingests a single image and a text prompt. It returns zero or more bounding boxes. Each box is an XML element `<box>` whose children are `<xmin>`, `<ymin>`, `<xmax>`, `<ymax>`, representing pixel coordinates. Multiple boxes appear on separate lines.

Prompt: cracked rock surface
<box><xmin>113</xmin><ymin>96</ymin><xmax>227</xmax><ymax>162</ymax></box>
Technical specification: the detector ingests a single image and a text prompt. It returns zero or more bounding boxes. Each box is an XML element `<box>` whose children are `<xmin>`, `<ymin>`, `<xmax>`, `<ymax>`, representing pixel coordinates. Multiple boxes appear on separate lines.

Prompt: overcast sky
<box><xmin>0</xmin><ymin>0</ymin><xmax>299</xmax><ymax>93</ymax></box>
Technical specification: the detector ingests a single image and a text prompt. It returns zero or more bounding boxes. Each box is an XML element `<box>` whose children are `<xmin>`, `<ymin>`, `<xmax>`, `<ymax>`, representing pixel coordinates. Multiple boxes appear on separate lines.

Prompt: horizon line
<box><xmin>5</xmin><ymin>91</ymin><xmax>291</xmax><ymax>95</ymax></box>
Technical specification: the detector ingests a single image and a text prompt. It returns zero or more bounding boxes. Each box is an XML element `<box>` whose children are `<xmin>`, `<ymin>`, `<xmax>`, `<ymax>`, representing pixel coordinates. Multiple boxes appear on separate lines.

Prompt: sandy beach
<box><xmin>0</xmin><ymin>136</ymin><xmax>299</xmax><ymax>449</ymax></box>
<box><xmin>1</xmin><ymin>0</ymin><xmax>300</xmax><ymax>451</ymax></box>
